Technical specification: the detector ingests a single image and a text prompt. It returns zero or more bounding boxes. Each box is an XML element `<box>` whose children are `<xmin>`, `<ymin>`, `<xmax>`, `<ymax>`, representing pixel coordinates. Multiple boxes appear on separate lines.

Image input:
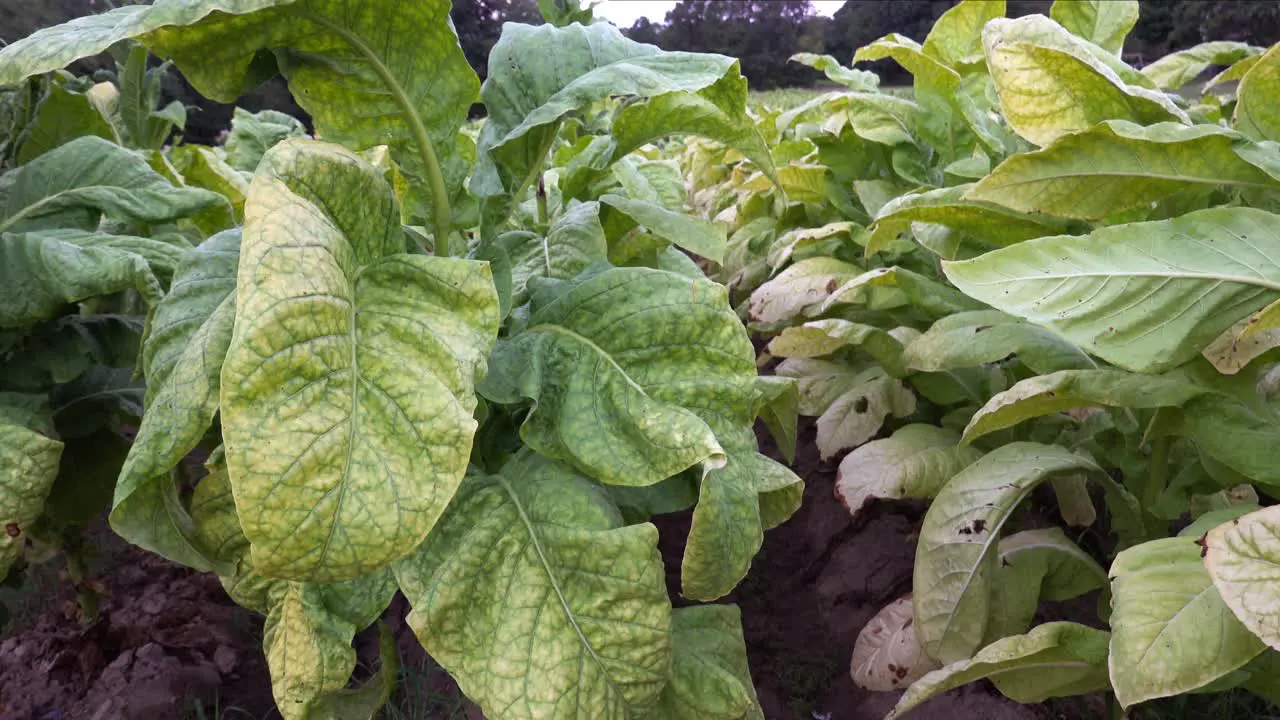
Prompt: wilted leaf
<box><xmin>851</xmin><ymin>595</ymin><xmax>940</xmax><ymax>693</ymax></box>
<box><xmin>835</xmin><ymin>424</ymin><xmax>982</xmax><ymax>522</ymax></box>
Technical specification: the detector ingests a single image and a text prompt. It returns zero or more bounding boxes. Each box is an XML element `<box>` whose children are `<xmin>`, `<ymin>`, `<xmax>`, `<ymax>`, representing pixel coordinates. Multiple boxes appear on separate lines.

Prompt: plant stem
<box><xmin>65</xmin><ymin>550</ymin><xmax>99</xmax><ymax>627</ymax></box>
<box><xmin>536</xmin><ymin>174</ymin><xmax>548</xmax><ymax>226</ymax></box>
<box><xmin>299</xmin><ymin>11</ymin><xmax>453</xmax><ymax>256</ymax></box>
<box><xmin>1143</xmin><ymin>434</ymin><xmax>1171</xmax><ymax>513</ymax></box>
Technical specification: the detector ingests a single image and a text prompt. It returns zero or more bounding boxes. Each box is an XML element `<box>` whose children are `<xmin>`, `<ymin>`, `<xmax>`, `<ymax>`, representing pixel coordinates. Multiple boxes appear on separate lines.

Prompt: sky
<box><xmin>593</xmin><ymin>1</ymin><xmax>846</xmax><ymax>28</ymax></box>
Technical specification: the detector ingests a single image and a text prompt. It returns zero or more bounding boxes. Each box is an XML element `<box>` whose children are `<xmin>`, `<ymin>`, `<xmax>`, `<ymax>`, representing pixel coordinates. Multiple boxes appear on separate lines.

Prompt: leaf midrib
<box><xmin>954</xmin><ymin>268</ymin><xmax>1280</xmax><ymax>292</ymax></box>
<box><xmin>977</xmin><ymin>169</ymin><xmax>1278</xmax><ymax>192</ymax></box>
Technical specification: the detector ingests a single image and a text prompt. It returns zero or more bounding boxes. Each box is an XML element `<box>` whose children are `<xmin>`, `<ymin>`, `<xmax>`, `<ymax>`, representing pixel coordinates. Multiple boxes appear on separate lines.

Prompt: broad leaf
<box><xmin>0</xmin><ymin>230</ymin><xmax>163</xmax><ymax>328</ymax></box>
<box><xmin>1109</xmin><ymin>537</ymin><xmax>1265</xmax><ymax>706</ymax></box>
<box><xmin>788</xmin><ymin>53</ymin><xmax>879</xmax><ymax>91</ymax></box>
<box><xmin>16</xmin><ymin>81</ymin><xmax>117</xmax><ymax>165</ymax></box>
<box><xmin>1183</xmin><ymin>395</ymin><xmax>1280</xmax><ymax>485</ymax></box>
<box><xmin>0</xmin><ymin>393</ymin><xmax>62</xmax><ymax>577</ymax></box>
<box><xmin>500</xmin><ymin>201</ymin><xmax>608</xmax><ymax>306</ymax></box>
<box><xmin>890</xmin><ymin>622</ymin><xmax>1110</xmax><ymax>718</ymax></box>
<box><xmin>835</xmin><ymin>424</ymin><xmax>982</xmax><ymax>522</ymax></box>
<box><xmin>747</xmin><ymin>257</ymin><xmax>863</xmax><ymax>325</ymax></box>
<box><xmin>1</xmin><ymin>136</ymin><xmax>225</xmax><ymax>234</ymax></box>
<box><xmin>1204</xmin><ymin>505</ymin><xmax>1280</xmax><ymax>650</ymax></box>
<box><xmin>923</xmin><ymin>0</ymin><xmax>1006</xmax><ymax>67</ymax></box>
<box><xmin>982</xmin><ymin>15</ymin><xmax>1186</xmax><ymax>146</ymax></box>
<box><xmin>903</xmin><ymin>311</ymin><xmax>1093</xmax><ymax>375</ymax></box>
<box><xmin>851</xmin><ymin>595</ymin><xmax>940</xmax><ymax>693</ymax></box>
<box><xmin>1142</xmin><ymin>41</ymin><xmax>1262</xmax><ymax>91</ymax></box>
<box><xmin>219</xmin><ymin>140</ymin><xmax>499</xmax><ymax>582</ymax></box>
<box><xmin>600</xmin><ymin>193</ymin><xmax>726</xmax><ymax>263</ymax></box>
<box><xmin>394</xmin><ymin>452</ymin><xmax>671</xmax><ymax>720</ymax></box>
<box><xmin>225</xmin><ymin>107</ymin><xmax>308</xmax><ymax>172</ymax></box>
<box><xmin>112</xmin><ymin>230</ymin><xmax>240</xmax><ymax>572</ymax></box>
<box><xmin>944</xmin><ymin>207</ymin><xmax>1280</xmax><ymax>373</ymax></box>
<box><xmin>640</xmin><ymin>605</ymin><xmax>762</xmax><ymax>720</ymax></box>
<box><xmin>1050</xmin><ymin>0</ymin><xmax>1138</xmax><ymax>54</ymax></box>
<box><xmin>1236</xmin><ymin>44</ymin><xmax>1280</xmax><ymax>143</ymax></box>
<box><xmin>820</xmin><ymin>266</ymin><xmax>985</xmax><ymax>318</ymax></box>
<box><xmin>966</xmin><ymin>121</ymin><xmax>1280</xmax><ymax>220</ymax></box>
<box><xmin>815</xmin><ymin>367</ymin><xmax>915</xmax><ymax>460</ymax></box>
<box><xmin>984</xmin><ymin>528</ymin><xmax>1107</xmax><ymax>644</ymax></box>
<box><xmin>914</xmin><ymin>442</ymin><xmax>1105</xmax><ymax>663</ymax></box>
<box><xmin>866</xmin><ymin>184</ymin><xmax>1064</xmax><ymax>256</ymax></box>
<box><xmin>962</xmin><ymin>369</ymin><xmax>1208</xmax><ymax>443</ymax></box>
<box><xmin>768</xmin><ymin>319</ymin><xmax>908</xmax><ymax>377</ymax></box>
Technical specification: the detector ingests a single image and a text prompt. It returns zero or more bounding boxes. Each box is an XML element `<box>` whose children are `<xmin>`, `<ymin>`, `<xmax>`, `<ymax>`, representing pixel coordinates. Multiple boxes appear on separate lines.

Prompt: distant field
<box><xmin>748</xmin><ymin>84</ymin><xmax>913</xmax><ymax>110</ymax></box>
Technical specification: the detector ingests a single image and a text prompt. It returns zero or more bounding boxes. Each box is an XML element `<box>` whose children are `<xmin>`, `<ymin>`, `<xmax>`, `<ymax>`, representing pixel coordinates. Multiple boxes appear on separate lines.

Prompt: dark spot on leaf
<box><xmin>974</xmin><ymin>325</ymin><xmax>993</xmax><ymax>333</ymax></box>
<box><xmin>854</xmin><ymin>396</ymin><xmax>869</xmax><ymax>413</ymax></box>
<box><xmin>958</xmin><ymin>526</ymin><xmax>972</xmax><ymax>535</ymax></box>
<box><xmin>895</xmin><ymin>666</ymin><xmax>909</xmax><ymax>679</ymax></box>
<box><xmin>1195</xmin><ymin>534</ymin><xmax>1209</xmax><ymax>558</ymax></box>
<box><xmin>4</xmin><ymin>523</ymin><xmax>18</xmax><ymax>538</ymax></box>
<box><xmin>972</xmin><ymin>519</ymin><xmax>987</xmax><ymax>533</ymax></box>
<box><xmin>887</xmin><ymin>663</ymin><xmax>898</xmax><ymax>673</ymax></box>
<box><xmin>903</xmin><ymin>617</ymin><xmax>912</xmax><ymax>628</ymax></box>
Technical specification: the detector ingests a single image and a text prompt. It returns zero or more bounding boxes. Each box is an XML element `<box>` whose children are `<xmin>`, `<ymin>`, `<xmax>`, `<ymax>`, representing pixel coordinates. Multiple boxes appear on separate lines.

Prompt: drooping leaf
<box><xmin>944</xmin><ymin>207</ymin><xmax>1280</xmax><ymax>373</ymax></box>
<box><xmin>0</xmin><ymin>230</ymin><xmax>163</xmax><ymax>328</ymax></box>
<box><xmin>820</xmin><ymin>266</ymin><xmax>986</xmax><ymax>318</ymax></box>
<box><xmin>851</xmin><ymin>595</ymin><xmax>940</xmax><ymax>693</ymax></box>
<box><xmin>0</xmin><ymin>393</ymin><xmax>62</xmax><ymax>577</ymax></box>
<box><xmin>982</xmin><ymin>15</ymin><xmax>1186</xmax><ymax>146</ymax></box>
<box><xmin>865</xmin><ymin>184</ymin><xmax>1064</xmax><ymax>256</ymax></box>
<box><xmin>640</xmin><ymin>605</ymin><xmax>761</xmax><ymax>720</ymax></box>
<box><xmin>766</xmin><ymin>221</ymin><xmax>858</xmax><ymax>269</ymax></box>
<box><xmin>913</xmin><ymin>442</ymin><xmax>1106</xmax><ymax>663</ymax></box>
<box><xmin>168</xmin><ymin>144</ymin><xmax>250</xmax><ymax>222</ymax></box>
<box><xmin>788</xmin><ymin>53</ymin><xmax>879</xmax><ymax>91</ymax></box>
<box><xmin>1183</xmin><ymin>395</ymin><xmax>1280</xmax><ymax>486</ymax></box>
<box><xmin>1235</xmin><ymin>44</ymin><xmax>1280</xmax><ymax>143</ymax></box>
<box><xmin>902</xmin><ymin>310</ymin><xmax>1094</xmax><ymax>375</ymax></box>
<box><xmin>500</xmin><ymin>201</ymin><xmax>607</xmax><ymax>306</ymax></box>
<box><xmin>983</xmin><ymin>528</ymin><xmax>1108</xmax><ymax>644</ymax></box>
<box><xmin>890</xmin><ymin>622</ymin><xmax>1110</xmax><ymax>718</ymax></box>
<box><xmin>1109</xmin><ymin>537</ymin><xmax>1265</xmax><ymax>707</ymax></box>
<box><xmin>1</xmin><ymin>136</ymin><xmax>225</xmax><ymax>234</ymax></box>
<box><xmin>835</xmin><ymin>424</ymin><xmax>982</xmax><ymax>522</ymax></box>
<box><xmin>747</xmin><ymin>257</ymin><xmax>863</xmax><ymax>325</ymax></box>
<box><xmin>815</xmin><ymin>367</ymin><xmax>916</xmax><ymax>460</ymax></box>
<box><xmin>962</xmin><ymin>369</ymin><xmax>1208</xmax><ymax>443</ymax></box>
<box><xmin>966</xmin><ymin>121</ymin><xmax>1280</xmax><ymax>220</ymax></box>
<box><xmin>16</xmin><ymin>81</ymin><xmax>116</xmax><ymax>165</ymax></box>
<box><xmin>111</xmin><ymin>230</ymin><xmax>240</xmax><ymax>572</ymax></box>
<box><xmin>600</xmin><ymin>193</ymin><xmax>726</xmax><ymax>263</ymax></box>
<box><xmin>1141</xmin><ymin>41</ymin><xmax>1262</xmax><ymax>91</ymax></box>
<box><xmin>219</xmin><ymin>140</ymin><xmax>499</xmax><ymax>583</ymax></box>
<box><xmin>1204</xmin><ymin>505</ymin><xmax>1280</xmax><ymax>651</ymax></box>
<box><xmin>775</xmin><ymin>358</ymin><xmax>865</xmax><ymax>417</ymax></box>
<box><xmin>394</xmin><ymin>452</ymin><xmax>671</xmax><ymax>720</ymax></box>
<box><xmin>1049</xmin><ymin>0</ymin><xmax>1138</xmax><ymax>54</ymax></box>
<box><xmin>767</xmin><ymin>319</ymin><xmax>908</xmax><ymax>377</ymax></box>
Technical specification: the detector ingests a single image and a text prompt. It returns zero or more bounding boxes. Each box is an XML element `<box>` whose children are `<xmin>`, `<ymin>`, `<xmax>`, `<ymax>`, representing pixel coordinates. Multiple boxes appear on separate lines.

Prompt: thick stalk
<box><xmin>536</xmin><ymin>174</ymin><xmax>549</xmax><ymax>226</ymax></box>
<box><xmin>299</xmin><ymin>12</ymin><xmax>453</xmax><ymax>255</ymax></box>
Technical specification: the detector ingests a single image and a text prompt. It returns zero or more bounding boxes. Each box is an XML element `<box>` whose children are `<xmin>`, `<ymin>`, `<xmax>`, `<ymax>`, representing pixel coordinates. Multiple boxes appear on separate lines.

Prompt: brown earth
<box><xmin>0</xmin><ymin>420</ymin><xmax>1105</xmax><ymax>720</ymax></box>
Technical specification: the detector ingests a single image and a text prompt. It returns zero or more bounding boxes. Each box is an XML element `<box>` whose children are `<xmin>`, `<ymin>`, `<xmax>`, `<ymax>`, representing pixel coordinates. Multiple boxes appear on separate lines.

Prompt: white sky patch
<box><xmin>593</xmin><ymin>0</ymin><xmax>844</xmax><ymax>28</ymax></box>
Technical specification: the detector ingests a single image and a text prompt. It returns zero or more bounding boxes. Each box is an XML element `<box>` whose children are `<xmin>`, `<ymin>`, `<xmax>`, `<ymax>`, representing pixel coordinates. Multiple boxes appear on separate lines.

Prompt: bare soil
<box><xmin>0</xmin><ymin>420</ymin><xmax>1105</xmax><ymax>720</ymax></box>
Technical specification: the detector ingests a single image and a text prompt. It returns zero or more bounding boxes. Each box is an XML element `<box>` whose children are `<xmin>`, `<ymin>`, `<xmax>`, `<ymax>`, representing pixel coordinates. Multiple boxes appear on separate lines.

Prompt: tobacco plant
<box><xmin>712</xmin><ymin>0</ymin><xmax>1280</xmax><ymax>715</ymax></box>
<box><xmin>0</xmin><ymin>1</ymin><xmax>798</xmax><ymax>718</ymax></box>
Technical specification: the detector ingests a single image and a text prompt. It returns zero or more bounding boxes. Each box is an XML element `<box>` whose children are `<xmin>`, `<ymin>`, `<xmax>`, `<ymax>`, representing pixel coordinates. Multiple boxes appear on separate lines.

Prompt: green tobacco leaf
<box><xmin>600</xmin><ymin>194</ymin><xmax>726</xmax><ymax>263</ymax></box>
<box><xmin>944</xmin><ymin>207</ymin><xmax>1280</xmax><ymax>373</ymax></box>
<box><xmin>0</xmin><ymin>394</ymin><xmax>62</xmax><ymax>577</ymax></box>
<box><xmin>168</xmin><ymin>144</ymin><xmax>250</xmax><ymax>222</ymax></box>
<box><xmin>923</xmin><ymin>0</ymin><xmax>1006</xmax><ymax>67</ymax></box>
<box><xmin>220</xmin><ymin>140</ymin><xmax>499</xmax><ymax>583</ymax></box>
<box><xmin>747</xmin><ymin>257</ymin><xmax>863</xmax><ymax>325</ymax></box>
<box><xmin>16</xmin><ymin>81</ymin><xmax>117</xmax><ymax>165</ymax></box>
<box><xmin>640</xmin><ymin>605</ymin><xmax>762</xmax><ymax>720</ymax></box>
<box><xmin>778</xmin><ymin>92</ymin><xmax>921</xmax><ymax>147</ymax></box>
<box><xmin>1049</xmin><ymin>0</ymin><xmax>1138</xmax><ymax>54</ymax></box>
<box><xmin>1184</xmin><ymin>395</ymin><xmax>1280</xmax><ymax>485</ymax></box>
<box><xmin>394</xmin><ymin>452</ymin><xmax>671</xmax><ymax>720</ymax></box>
<box><xmin>775</xmin><ymin>358</ymin><xmax>865</xmax><ymax>417</ymax></box>
<box><xmin>756</xmin><ymin>375</ymin><xmax>798</xmax><ymax>465</ymax></box>
<box><xmin>0</xmin><ymin>230</ymin><xmax>163</xmax><ymax>328</ymax></box>
<box><xmin>263</xmin><ymin>571</ymin><xmax>396</xmax><ymax>720</ymax></box>
<box><xmin>835</xmin><ymin>424</ymin><xmax>982</xmax><ymax>522</ymax></box>
<box><xmin>137</xmin><ymin>0</ymin><xmax>477</xmax><ymax>231</ymax></box>
<box><xmin>2</xmin><ymin>136</ymin><xmax>224</xmax><ymax>234</ymax></box>
<box><xmin>1204</xmin><ymin>505</ymin><xmax>1280</xmax><ymax>650</ymax></box>
<box><xmin>914</xmin><ymin>443</ymin><xmax>1104</xmax><ymax>663</ymax></box>
<box><xmin>1142</xmin><ymin>41</ymin><xmax>1262</xmax><ymax>90</ymax></box>
<box><xmin>481</xmin><ymin>266</ymin><xmax>755</xmax><ymax>487</ymax></box>
<box><xmin>684</xmin><ymin>437</ymin><xmax>801</xmax><ymax>600</ymax></box>
<box><xmin>1235</xmin><ymin>44</ymin><xmax>1280</xmax><ymax>142</ymax></box>
<box><xmin>851</xmin><ymin>595</ymin><xmax>940</xmax><ymax>693</ymax></box>
<box><xmin>890</xmin><ymin>622</ymin><xmax>1110</xmax><ymax>718</ymax></box>
<box><xmin>767</xmin><ymin>319</ymin><xmax>907</xmax><ymax>376</ymax></box>
<box><xmin>982</xmin><ymin>15</ymin><xmax>1186</xmax><ymax>146</ymax></box>
<box><xmin>225</xmin><ymin>107</ymin><xmax>308</xmax><ymax>172</ymax></box>
<box><xmin>500</xmin><ymin>201</ymin><xmax>607</xmax><ymax>306</ymax></box>
<box><xmin>903</xmin><ymin>310</ymin><xmax>1093</xmax><ymax>375</ymax></box>
<box><xmin>474</xmin><ymin>22</ymin><xmax>763</xmax><ymax>228</ymax></box>
<box><xmin>984</xmin><ymin>528</ymin><xmax>1108</xmax><ymax>644</ymax></box>
<box><xmin>815</xmin><ymin>368</ymin><xmax>916</xmax><ymax>460</ymax></box>
<box><xmin>962</xmin><ymin>369</ymin><xmax>1208</xmax><ymax>443</ymax></box>
<box><xmin>966</xmin><ymin>121</ymin><xmax>1280</xmax><ymax>220</ymax></box>
<box><xmin>865</xmin><ymin>185</ymin><xmax>1063</xmax><ymax>257</ymax></box>
<box><xmin>788</xmin><ymin>53</ymin><xmax>879</xmax><ymax>91</ymax></box>
<box><xmin>1207</xmin><ymin>53</ymin><xmax>1264</xmax><ymax>93</ymax></box>
<box><xmin>767</xmin><ymin>221</ymin><xmax>857</xmax><ymax>269</ymax></box>
<box><xmin>1109</xmin><ymin>537</ymin><xmax>1265</xmax><ymax>707</ymax></box>
<box><xmin>111</xmin><ymin>230</ymin><xmax>239</xmax><ymax>573</ymax></box>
